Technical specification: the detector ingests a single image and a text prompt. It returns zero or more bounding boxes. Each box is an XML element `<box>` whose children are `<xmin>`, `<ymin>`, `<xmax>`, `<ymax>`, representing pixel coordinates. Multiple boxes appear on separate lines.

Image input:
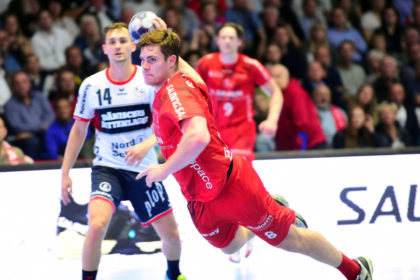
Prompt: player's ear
<box><xmin>168</xmin><ymin>55</ymin><xmax>177</xmax><ymax>68</ymax></box>
<box><xmin>102</xmin><ymin>44</ymin><xmax>108</xmax><ymax>55</ymax></box>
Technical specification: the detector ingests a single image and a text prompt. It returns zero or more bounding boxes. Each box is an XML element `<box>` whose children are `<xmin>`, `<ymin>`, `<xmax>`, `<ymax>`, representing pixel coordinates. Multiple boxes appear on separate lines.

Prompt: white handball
<box><xmin>128</xmin><ymin>11</ymin><xmax>157</xmax><ymax>43</ymax></box>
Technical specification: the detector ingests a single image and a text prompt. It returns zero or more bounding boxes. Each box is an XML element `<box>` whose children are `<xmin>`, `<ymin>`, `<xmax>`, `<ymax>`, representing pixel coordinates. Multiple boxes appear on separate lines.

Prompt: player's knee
<box><xmin>88</xmin><ymin>217</ymin><xmax>109</xmax><ymax>237</ymax></box>
<box><xmin>161</xmin><ymin>228</ymin><xmax>181</xmax><ymax>245</ymax></box>
<box><xmin>221</xmin><ymin>246</ymin><xmax>237</xmax><ymax>255</ymax></box>
<box><xmin>277</xmin><ymin>225</ymin><xmax>306</xmax><ymax>253</ymax></box>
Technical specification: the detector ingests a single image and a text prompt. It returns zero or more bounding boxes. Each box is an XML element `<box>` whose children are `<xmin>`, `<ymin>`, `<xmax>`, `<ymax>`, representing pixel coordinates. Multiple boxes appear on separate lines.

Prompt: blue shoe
<box><xmin>271</xmin><ymin>194</ymin><xmax>308</xmax><ymax>228</ymax></box>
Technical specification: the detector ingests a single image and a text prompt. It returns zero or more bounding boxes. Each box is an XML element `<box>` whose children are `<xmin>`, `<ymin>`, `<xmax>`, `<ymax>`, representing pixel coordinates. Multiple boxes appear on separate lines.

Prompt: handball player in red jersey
<box><xmin>196</xmin><ymin>22</ymin><xmax>283</xmax><ymax>162</ymax></box>
<box><xmin>135</xmin><ymin>28</ymin><xmax>373</xmax><ymax>280</ymax></box>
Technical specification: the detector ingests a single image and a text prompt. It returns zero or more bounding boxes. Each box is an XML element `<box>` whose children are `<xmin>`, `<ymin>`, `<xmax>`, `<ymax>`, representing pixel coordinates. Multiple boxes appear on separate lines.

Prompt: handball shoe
<box><xmin>355</xmin><ymin>256</ymin><xmax>373</xmax><ymax>280</ymax></box>
<box><xmin>271</xmin><ymin>194</ymin><xmax>308</xmax><ymax>228</ymax></box>
<box><xmin>165</xmin><ymin>273</ymin><xmax>187</xmax><ymax>280</ymax></box>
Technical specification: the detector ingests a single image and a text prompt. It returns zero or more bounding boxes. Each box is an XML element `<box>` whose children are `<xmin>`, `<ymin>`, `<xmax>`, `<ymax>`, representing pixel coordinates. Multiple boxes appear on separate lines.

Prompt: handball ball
<box><xmin>129</xmin><ymin>11</ymin><xmax>157</xmax><ymax>43</ymax></box>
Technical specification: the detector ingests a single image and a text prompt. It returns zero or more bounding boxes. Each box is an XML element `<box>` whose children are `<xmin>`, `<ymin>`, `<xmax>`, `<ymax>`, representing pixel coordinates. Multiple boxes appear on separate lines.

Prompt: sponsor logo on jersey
<box><xmin>94</xmin><ymin>104</ymin><xmax>152</xmax><ymax>134</ymax></box>
<box><xmin>166</xmin><ymin>84</ymin><xmax>186</xmax><ymax>120</ymax></box>
<box><xmin>117</xmin><ymin>88</ymin><xmax>127</xmax><ymax>96</ymax></box>
<box><xmin>208</xmin><ymin>70</ymin><xmax>223</xmax><ymax>78</ymax></box>
<box><xmin>201</xmin><ymin>227</ymin><xmax>219</xmax><ymax>237</ymax></box>
<box><xmin>79</xmin><ymin>84</ymin><xmax>91</xmax><ymax>114</ymax></box>
<box><xmin>189</xmin><ymin>160</ymin><xmax>213</xmax><ymax>189</ymax></box>
<box><xmin>246</xmin><ymin>214</ymin><xmax>273</xmax><ymax>232</ymax></box>
<box><xmin>210</xmin><ymin>89</ymin><xmax>244</xmax><ymax>98</ymax></box>
<box><xmin>186</xmin><ymin>80</ymin><xmax>195</xmax><ymax>89</ymax></box>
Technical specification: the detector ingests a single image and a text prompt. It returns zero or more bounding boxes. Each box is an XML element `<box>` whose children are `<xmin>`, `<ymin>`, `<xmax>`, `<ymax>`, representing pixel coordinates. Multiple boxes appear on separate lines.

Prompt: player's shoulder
<box><xmin>198</xmin><ymin>52</ymin><xmax>219</xmax><ymax>64</ymax></box>
<box><xmin>241</xmin><ymin>54</ymin><xmax>264</xmax><ymax>67</ymax></box>
<box><xmin>80</xmin><ymin>68</ymin><xmax>107</xmax><ymax>88</ymax></box>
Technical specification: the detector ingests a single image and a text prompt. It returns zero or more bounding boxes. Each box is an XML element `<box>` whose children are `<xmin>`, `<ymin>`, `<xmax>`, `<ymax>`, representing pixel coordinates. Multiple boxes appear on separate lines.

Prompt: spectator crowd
<box><xmin>1</xmin><ymin>0</ymin><xmax>420</xmax><ymax>163</ymax></box>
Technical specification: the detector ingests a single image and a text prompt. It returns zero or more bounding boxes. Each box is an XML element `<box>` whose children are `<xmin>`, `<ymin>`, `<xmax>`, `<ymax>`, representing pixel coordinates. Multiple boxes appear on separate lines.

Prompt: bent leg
<box><xmin>82</xmin><ymin>199</ymin><xmax>113</xmax><ymax>271</ymax></box>
<box><xmin>221</xmin><ymin>226</ymin><xmax>255</xmax><ymax>255</ymax></box>
<box><xmin>152</xmin><ymin>212</ymin><xmax>181</xmax><ymax>260</ymax></box>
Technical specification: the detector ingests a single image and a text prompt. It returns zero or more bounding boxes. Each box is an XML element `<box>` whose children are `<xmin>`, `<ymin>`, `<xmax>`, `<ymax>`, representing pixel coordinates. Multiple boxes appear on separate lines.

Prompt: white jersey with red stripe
<box><xmin>73</xmin><ymin>65</ymin><xmax>157</xmax><ymax>172</ymax></box>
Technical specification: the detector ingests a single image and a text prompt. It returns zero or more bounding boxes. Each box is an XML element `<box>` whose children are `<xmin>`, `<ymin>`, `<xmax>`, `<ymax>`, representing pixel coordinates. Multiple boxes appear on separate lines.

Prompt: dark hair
<box><xmin>139</xmin><ymin>29</ymin><xmax>181</xmax><ymax>63</ymax></box>
<box><xmin>216</xmin><ymin>22</ymin><xmax>244</xmax><ymax>40</ymax></box>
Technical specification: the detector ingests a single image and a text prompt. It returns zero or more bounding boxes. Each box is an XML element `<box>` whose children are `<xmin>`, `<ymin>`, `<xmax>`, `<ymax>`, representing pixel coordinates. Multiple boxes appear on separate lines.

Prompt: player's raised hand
<box><xmin>136</xmin><ymin>164</ymin><xmax>169</xmax><ymax>187</ymax></box>
<box><xmin>61</xmin><ymin>173</ymin><xmax>73</xmax><ymax>205</ymax></box>
<box><xmin>259</xmin><ymin>119</ymin><xmax>278</xmax><ymax>137</ymax></box>
<box><xmin>152</xmin><ymin>17</ymin><xmax>167</xmax><ymax>30</ymax></box>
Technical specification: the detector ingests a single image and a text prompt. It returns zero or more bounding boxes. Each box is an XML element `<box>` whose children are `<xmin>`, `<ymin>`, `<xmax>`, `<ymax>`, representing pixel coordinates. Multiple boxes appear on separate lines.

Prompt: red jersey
<box><xmin>152</xmin><ymin>72</ymin><xmax>232</xmax><ymax>202</ymax></box>
<box><xmin>275</xmin><ymin>78</ymin><xmax>326</xmax><ymax>150</ymax></box>
<box><xmin>196</xmin><ymin>53</ymin><xmax>271</xmax><ymax>161</ymax></box>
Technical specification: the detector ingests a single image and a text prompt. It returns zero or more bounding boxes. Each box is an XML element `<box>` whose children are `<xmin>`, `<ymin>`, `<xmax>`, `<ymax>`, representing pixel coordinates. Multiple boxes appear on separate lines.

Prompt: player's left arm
<box><xmin>125</xmin><ymin>134</ymin><xmax>157</xmax><ymax>167</ymax></box>
<box><xmin>258</xmin><ymin>78</ymin><xmax>283</xmax><ymax>137</ymax></box>
<box><xmin>178</xmin><ymin>57</ymin><xmax>206</xmax><ymax>85</ymax></box>
<box><xmin>137</xmin><ymin>116</ymin><xmax>210</xmax><ymax>186</ymax></box>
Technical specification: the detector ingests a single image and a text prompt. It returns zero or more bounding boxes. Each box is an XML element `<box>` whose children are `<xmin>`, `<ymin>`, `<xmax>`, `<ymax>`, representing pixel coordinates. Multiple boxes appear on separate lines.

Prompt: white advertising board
<box><xmin>0</xmin><ymin>153</ymin><xmax>418</xmax><ymax>279</ymax></box>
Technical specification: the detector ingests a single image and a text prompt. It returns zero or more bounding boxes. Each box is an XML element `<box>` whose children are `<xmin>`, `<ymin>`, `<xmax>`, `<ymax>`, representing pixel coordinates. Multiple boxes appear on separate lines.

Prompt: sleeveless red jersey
<box><xmin>152</xmin><ymin>72</ymin><xmax>233</xmax><ymax>202</ymax></box>
<box><xmin>196</xmin><ymin>53</ymin><xmax>271</xmax><ymax>160</ymax></box>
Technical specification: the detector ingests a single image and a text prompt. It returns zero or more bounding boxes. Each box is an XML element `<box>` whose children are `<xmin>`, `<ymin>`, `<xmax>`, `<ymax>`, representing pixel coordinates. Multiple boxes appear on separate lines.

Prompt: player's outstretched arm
<box><xmin>258</xmin><ymin>78</ymin><xmax>283</xmax><ymax>137</ymax></box>
<box><xmin>125</xmin><ymin>134</ymin><xmax>157</xmax><ymax>167</ymax></box>
<box><xmin>137</xmin><ymin>116</ymin><xmax>210</xmax><ymax>186</ymax></box>
<box><xmin>61</xmin><ymin>120</ymin><xmax>90</xmax><ymax>205</ymax></box>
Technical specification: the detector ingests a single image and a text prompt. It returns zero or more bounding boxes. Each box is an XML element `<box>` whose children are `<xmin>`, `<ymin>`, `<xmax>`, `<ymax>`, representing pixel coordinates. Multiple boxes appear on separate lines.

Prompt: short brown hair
<box><xmin>139</xmin><ymin>29</ymin><xmax>181</xmax><ymax>63</ymax></box>
<box><xmin>104</xmin><ymin>22</ymin><xmax>129</xmax><ymax>39</ymax></box>
<box><xmin>216</xmin><ymin>22</ymin><xmax>244</xmax><ymax>40</ymax></box>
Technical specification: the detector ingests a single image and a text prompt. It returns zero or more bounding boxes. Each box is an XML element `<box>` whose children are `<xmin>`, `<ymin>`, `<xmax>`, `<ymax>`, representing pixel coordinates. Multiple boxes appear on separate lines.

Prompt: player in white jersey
<box><xmin>61</xmin><ymin>22</ymin><xmax>186</xmax><ymax>280</ymax></box>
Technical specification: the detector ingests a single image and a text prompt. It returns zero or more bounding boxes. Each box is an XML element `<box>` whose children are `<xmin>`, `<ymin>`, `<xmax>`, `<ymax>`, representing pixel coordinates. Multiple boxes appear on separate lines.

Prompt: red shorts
<box><xmin>187</xmin><ymin>155</ymin><xmax>296</xmax><ymax>248</ymax></box>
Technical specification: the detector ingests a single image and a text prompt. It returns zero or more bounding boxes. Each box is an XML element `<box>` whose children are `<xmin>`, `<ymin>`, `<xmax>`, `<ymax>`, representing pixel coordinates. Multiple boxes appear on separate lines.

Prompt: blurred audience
<box><xmin>0</xmin><ymin>54</ymin><xmax>12</xmax><ymax>113</ymax></box>
<box><xmin>45</xmin><ymin>97</ymin><xmax>93</xmax><ymax>160</ymax></box>
<box><xmin>23</xmin><ymin>53</ymin><xmax>55</xmax><ymax>97</ymax></box>
<box><xmin>353</xmin><ymin>84</ymin><xmax>378</xmax><ymax>126</ymax></box>
<box><xmin>374</xmin><ymin>101</ymin><xmax>412</xmax><ymax>148</ymax></box>
<box><xmin>0</xmin><ymin>0</ymin><xmax>419</xmax><ymax>156</ymax></box>
<box><xmin>0</xmin><ymin>115</ymin><xmax>33</xmax><ymax>165</ymax></box>
<box><xmin>30</xmin><ymin>10</ymin><xmax>73</xmax><ymax>72</ymax></box>
<box><xmin>313</xmin><ymin>84</ymin><xmax>347</xmax><ymax>147</ymax></box>
<box><xmin>327</xmin><ymin>7</ymin><xmax>367</xmax><ymax>63</ymax></box>
<box><xmin>4</xmin><ymin>71</ymin><xmax>55</xmax><ymax>159</ymax></box>
<box><xmin>74</xmin><ymin>14</ymin><xmax>105</xmax><ymax>68</ymax></box>
<box><xmin>336</xmin><ymin>40</ymin><xmax>366</xmax><ymax>101</ymax></box>
<box><xmin>371</xmin><ymin>55</ymin><xmax>400</xmax><ymax>103</ymax></box>
<box><xmin>269</xmin><ymin>64</ymin><xmax>327</xmax><ymax>151</ymax></box>
<box><xmin>333</xmin><ymin>104</ymin><xmax>376</xmax><ymax>149</ymax></box>
<box><xmin>48</xmin><ymin>0</ymin><xmax>80</xmax><ymax>41</ymax></box>
<box><xmin>0</xmin><ymin>28</ymin><xmax>22</xmax><ymax>72</ymax></box>
<box><xmin>388</xmin><ymin>82</ymin><xmax>420</xmax><ymax>144</ymax></box>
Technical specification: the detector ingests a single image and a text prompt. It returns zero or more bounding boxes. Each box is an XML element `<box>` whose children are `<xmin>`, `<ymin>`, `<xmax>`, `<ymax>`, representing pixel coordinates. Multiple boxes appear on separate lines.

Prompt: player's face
<box><xmin>140</xmin><ymin>45</ymin><xmax>175</xmax><ymax>87</ymax></box>
<box><xmin>102</xmin><ymin>28</ymin><xmax>136</xmax><ymax>64</ymax></box>
<box><xmin>216</xmin><ymin>26</ymin><xmax>242</xmax><ymax>54</ymax></box>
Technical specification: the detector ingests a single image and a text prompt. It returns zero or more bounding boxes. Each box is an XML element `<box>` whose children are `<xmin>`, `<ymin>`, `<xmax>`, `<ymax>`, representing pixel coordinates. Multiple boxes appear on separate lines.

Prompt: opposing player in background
<box><xmin>196</xmin><ymin>22</ymin><xmax>283</xmax><ymax>162</ymax></box>
<box><xmin>60</xmin><ymin>22</ymin><xmax>185</xmax><ymax>280</ymax></box>
<box><xmin>136</xmin><ymin>28</ymin><xmax>373</xmax><ymax>280</ymax></box>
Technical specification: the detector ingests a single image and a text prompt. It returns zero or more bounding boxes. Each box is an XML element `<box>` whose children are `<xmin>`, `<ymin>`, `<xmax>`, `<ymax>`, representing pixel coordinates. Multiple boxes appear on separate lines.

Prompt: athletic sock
<box><xmin>166</xmin><ymin>259</ymin><xmax>181</xmax><ymax>280</ymax></box>
<box><xmin>82</xmin><ymin>270</ymin><xmax>98</xmax><ymax>280</ymax></box>
<box><xmin>337</xmin><ymin>253</ymin><xmax>360</xmax><ymax>280</ymax></box>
